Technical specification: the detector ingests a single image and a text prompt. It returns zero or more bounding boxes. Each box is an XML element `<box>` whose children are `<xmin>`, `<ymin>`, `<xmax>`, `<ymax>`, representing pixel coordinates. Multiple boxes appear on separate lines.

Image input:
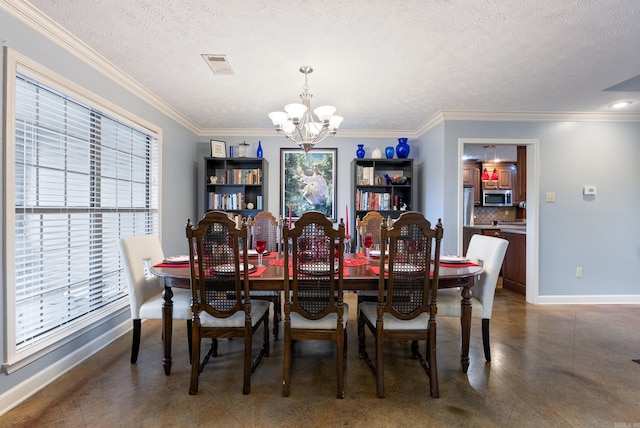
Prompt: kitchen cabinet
<box><xmin>482</xmin><ymin>163</ymin><xmax>514</xmax><ymax>190</ymax></box>
<box><xmin>463</xmin><ymin>161</ymin><xmax>482</xmax><ymax>205</ymax></box>
<box><xmin>502</xmin><ymin>231</ymin><xmax>526</xmax><ymax>295</ymax></box>
<box><xmin>462</xmin><ymin>227</ymin><xmax>480</xmax><ymax>255</ymax></box>
<box><xmin>463</xmin><ymin>161</ymin><xmax>474</xmax><ymax>188</ymax></box>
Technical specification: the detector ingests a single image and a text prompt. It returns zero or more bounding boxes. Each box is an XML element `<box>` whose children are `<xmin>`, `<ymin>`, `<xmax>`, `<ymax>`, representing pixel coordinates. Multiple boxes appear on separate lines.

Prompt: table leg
<box><xmin>459</xmin><ymin>284</ymin><xmax>472</xmax><ymax>373</ymax></box>
<box><xmin>162</xmin><ymin>282</ymin><xmax>174</xmax><ymax>376</ymax></box>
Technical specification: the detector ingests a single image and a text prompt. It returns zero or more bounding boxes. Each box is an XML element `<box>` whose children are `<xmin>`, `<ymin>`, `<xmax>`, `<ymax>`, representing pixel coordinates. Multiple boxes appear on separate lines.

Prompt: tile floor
<box><xmin>2</xmin><ymin>289</ymin><xmax>639</xmax><ymax>427</ymax></box>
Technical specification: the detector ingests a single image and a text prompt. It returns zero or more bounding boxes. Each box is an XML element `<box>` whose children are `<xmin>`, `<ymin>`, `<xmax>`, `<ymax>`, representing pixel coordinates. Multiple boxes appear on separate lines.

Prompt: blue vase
<box><xmin>356</xmin><ymin>144</ymin><xmax>365</xmax><ymax>159</ymax></box>
<box><xmin>256</xmin><ymin>140</ymin><xmax>263</xmax><ymax>158</ymax></box>
<box><xmin>396</xmin><ymin>138</ymin><xmax>410</xmax><ymax>158</ymax></box>
<box><xmin>385</xmin><ymin>146</ymin><xmax>394</xmax><ymax>158</ymax></box>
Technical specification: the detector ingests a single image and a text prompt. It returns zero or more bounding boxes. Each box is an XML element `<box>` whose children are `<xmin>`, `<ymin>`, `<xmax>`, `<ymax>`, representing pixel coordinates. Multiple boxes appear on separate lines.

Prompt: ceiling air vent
<box><xmin>201</xmin><ymin>54</ymin><xmax>236</xmax><ymax>76</ymax></box>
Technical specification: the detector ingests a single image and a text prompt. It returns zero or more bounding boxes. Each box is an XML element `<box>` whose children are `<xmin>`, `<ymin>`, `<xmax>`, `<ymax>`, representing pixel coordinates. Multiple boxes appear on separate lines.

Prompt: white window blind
<box><xmin>11</xmin><ymin>73</ymin><xmax>159</xmax><ymax>355</ymax></box>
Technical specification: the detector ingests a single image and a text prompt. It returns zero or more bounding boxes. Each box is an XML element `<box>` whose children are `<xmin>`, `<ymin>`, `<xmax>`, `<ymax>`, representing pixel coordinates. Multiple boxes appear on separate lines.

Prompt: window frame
<box><xmin>2</xmin><ymin>48</ymin><xmax>163</xmax><ymax>372</ymax></box>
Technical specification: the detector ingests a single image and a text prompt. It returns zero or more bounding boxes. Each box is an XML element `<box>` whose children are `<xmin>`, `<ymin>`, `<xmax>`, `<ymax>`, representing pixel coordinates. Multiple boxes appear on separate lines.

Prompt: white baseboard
<box><xmin>0</xmin><ymin>320</ymin><xmax>131</xmax><ymax>417</ymax></box>
<box><xmin>536</xmin><ymin>294</ymin><xmax>640</xmax><ymax>305</ymax></box>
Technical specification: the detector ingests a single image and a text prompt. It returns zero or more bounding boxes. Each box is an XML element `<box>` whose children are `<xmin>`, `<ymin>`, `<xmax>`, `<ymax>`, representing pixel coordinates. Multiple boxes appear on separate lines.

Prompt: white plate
<box><xmin>163</xmin><ymin>255</ymin><xmax>190</xmax><ymax>264</ymax></box>
<box><xmin>213</xmin><ymin>263</ymin><xmax>255</xmax><ymax>274</ymax></box>
<box><xmin>440</xmin><ymin>255</ymin><xmax>469</xmax><ymax>264</ymax></box>
<box><xmin>384</xmin><ymin>263</ymin><xmax>424</xmax><ymax>272</ymax></box>
<box><xmin>299</xmin><ymin>263</ymin><xmax>338</xmax><ymax>276</ymax></box>
<box><xmin>369</xmin><ymin>249</ymin><xmax>388</xmax><ymax>258</ymax></box>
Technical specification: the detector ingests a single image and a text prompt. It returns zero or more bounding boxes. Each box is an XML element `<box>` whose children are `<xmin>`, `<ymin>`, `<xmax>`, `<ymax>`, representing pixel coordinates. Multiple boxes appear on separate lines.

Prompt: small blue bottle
<box><xmin>256</xmin><ymin>140</ymin><xmax>263</xmax><ymax>158</ymax></box>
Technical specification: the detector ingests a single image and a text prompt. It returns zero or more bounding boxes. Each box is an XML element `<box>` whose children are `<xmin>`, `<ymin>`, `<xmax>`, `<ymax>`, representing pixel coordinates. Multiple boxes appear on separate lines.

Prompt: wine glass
<box><xmin>363</xmin><ymin>233</ymin><xmax>374</xmax><ymax>258</ymax></box>
<box><xmin>255</xmin><ymin>239</ymin><xmax>267</xmax><ymax>267</ymax></box>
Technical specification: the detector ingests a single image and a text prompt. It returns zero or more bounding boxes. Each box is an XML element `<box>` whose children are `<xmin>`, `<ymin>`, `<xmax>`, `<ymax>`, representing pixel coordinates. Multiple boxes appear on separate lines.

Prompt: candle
<box><xmin>289</xmin><ymin>203</ymin><xmax>292</xmax><ymax>229</ymax></box>
<box><xmin>345</xmin><ymin>204</ymin><xmax>349</xmax><ymax>236</ymax></box>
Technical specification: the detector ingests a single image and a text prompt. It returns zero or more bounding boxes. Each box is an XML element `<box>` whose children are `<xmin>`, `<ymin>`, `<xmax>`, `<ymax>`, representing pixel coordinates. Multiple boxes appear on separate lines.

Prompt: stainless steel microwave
<box><xmin>483</xmin><ymin>189</ymin><xmax>512</xmax><ymax>207</ymax></box>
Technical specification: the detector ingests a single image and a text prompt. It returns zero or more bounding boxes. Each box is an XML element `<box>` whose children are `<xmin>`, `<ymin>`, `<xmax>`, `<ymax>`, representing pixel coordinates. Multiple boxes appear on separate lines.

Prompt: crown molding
<box><xmin>437</xmin><ymin>110</ymin><xmax>640</xmax><ymax>122</ymax></box>
<box><xmin>1</xmin><ymin>0</ymin><xmax>200</xmax><ymax>134</ymax></box>
<box><xmin>197</xmin><ymin>128</ymin><xmax>419</xmax><ymax>139</ymax></box>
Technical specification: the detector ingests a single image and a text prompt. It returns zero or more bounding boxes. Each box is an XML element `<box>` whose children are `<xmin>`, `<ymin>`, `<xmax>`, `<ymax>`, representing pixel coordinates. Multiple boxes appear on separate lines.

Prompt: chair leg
<box><xmin>186</xmin><ymin>320</ymin><xmax>193</xmax><ymax>363</ymax></box>
<box><xmin>282</xmin><ymin>323</ymin><xmax>291</xmax><ymax>397</ymax></box>
<box><xmin>428</xmin><ymin>322</ymin><xmax>439</xmax><ymax>398</ymax></box>
<box><xmin>482</xmin><ymin>318</ymin><xmax>491</xmax><ymax>362</ymax></box>
<box><xmin>131</xmin><ymin>319</ymin><xmax>141</xmax><ymax>364</ymax></box>
<box><xmin>189</xmin><ymin>319</ymin><xmax>201</xmax><ymax>395</ymax></box>
<box><xmin>273</xmin><ymin>294</ymin><xmax>281</xmax><ymax>341</ymax></box>
<box><xmin>375</xmin><ymin>323</ymin><xmax>385</xmax><ymax>398</ymax></box>
<box><xmin>243</xmin><ymin>322</ymin><xmax>252</xmax><ymax>395</ymax></box>
<box><xmin>336</xmin><ymin>326</ymin><xmax>345</xmax><ymax>399</ymax></box>
<box><xmin>357</xmin><ymin>310</ymin><xmax>366</xmax><ymax>358</ymax></box>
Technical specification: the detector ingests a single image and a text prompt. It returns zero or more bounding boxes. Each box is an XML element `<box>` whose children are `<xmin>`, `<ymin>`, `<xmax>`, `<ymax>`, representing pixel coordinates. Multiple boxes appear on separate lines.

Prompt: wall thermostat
<box><xmin>583</xmin><ymin>186</ymin><xmax>597</xmax><ymax>195</ymax></box>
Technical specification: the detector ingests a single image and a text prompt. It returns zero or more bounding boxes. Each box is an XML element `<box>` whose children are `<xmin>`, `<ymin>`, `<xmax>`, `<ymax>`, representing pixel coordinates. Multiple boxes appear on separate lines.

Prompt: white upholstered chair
<box><xmin>119</xmin><ymin>234</ymin><xmax>193</xmax><ymax>364</ymax></box>
<box><xmin>438</xmin><ymin>234</ymin><xmax>508</xmax><ymax>362</ymax></box>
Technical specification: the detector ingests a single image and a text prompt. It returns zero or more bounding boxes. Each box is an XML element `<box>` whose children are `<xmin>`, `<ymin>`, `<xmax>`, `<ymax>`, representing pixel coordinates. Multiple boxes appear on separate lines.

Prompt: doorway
<box><xmin>458</xmin><ymin>138</ymin><xmax>539</xmax><ymax>304</ymax></box>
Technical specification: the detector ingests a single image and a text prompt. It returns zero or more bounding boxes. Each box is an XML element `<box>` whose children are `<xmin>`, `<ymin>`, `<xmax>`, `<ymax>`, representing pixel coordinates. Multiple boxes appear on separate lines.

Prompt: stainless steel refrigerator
<box><xmin>463</xmin><ymin>187</ymin><xmax>474</xmax><ymax>226</ymax></box>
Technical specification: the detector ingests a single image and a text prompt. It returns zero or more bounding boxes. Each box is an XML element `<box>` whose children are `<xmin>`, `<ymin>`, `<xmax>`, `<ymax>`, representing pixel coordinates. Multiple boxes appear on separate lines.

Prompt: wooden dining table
<box><xmin>151</xmin><ymin>253</ymin><xmax>483</xmax><ymax>376</ymax></box>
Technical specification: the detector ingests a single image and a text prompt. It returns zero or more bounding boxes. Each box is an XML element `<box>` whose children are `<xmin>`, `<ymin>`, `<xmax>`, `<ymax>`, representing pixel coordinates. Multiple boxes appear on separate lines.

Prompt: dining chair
<box><xmin>355</xmin><ymin>211</ymin><xmax>385</xmax><ymax>253</ymax></box>
<box><xmin>355</xmin><ymin>211</ymin><xmax>391</xmax><ymax>304</ymax></box>
<box><xmin>438</xmin><ymin>234</ymin><xmax>508</xmax><ymax>362</ymax></box>
<box><xmin>282</xmin><ymin>211</ymin><xmax>347</xmax><ymax>398</ymax></box>
<box><xmin>357</xmin><ymin>211</ymin><xmax>443</xmax><ymax>398</ymax></box>
<box><xmin>186</xmin><ymin>211</ymin><xmax>270</xmax><ymax>395</ymax></box>
<box><xmin>247</xmin><ymin>211</ymin><xmax>282</xmax><ymax>340</ymax></box>
<box><xmin>119</xmin><ymin>234</ymin><xmax>193</xmax><ymax>365</ymax></box>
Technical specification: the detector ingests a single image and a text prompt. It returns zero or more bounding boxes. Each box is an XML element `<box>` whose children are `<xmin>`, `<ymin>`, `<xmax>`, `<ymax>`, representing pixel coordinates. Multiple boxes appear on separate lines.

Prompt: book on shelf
<box><xmin>208</xmin><ymin>191</ymin><xmax>247</xmax><ymax>211</ymax></box>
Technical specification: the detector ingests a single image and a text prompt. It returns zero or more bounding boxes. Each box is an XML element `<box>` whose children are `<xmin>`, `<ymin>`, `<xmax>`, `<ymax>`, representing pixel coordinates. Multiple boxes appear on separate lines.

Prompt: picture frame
<box><xmin>281</xmin><ymin>148</ymin><xmax>337</xmax><ymax>222</ymax></box>
<box><xmin>210</xmin><ymin>139</ymin><xmax>226</xmax><ymax>158</ymax></box>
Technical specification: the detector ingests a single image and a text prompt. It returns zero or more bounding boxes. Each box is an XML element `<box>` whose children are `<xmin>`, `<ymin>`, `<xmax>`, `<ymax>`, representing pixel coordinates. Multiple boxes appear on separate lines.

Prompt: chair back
<box><xmin>378</xmin><ymin>211</ymin><xmax>443</xmax><ymax>320</ymax></box>
<box><xmin>186</xmin><ymin>211</ymin><xmax>250</xmax><ymax>319</ymax></box>
<box><xmin>247</xmin><ymin>211</ymin><xmax>280</xmax><ymax>253</ymax></box>
<box><xmin>356</xmin><ymin>211</ymin><xmax>385</xmax><ymax>252</ymax></box>
<box><xmin>283</xmin><ymin>211</ymin><xmax>345</xmax><ymax>321</ymax></box>
<box><xmin>465</xmin><ymin>234</ymin><xmax>508</xmax><ymax>318</ymax></box>
<box><xmin>119</xmin><ymin>234</ymin><xmax>165</xmax><ymax>319</ymax></box>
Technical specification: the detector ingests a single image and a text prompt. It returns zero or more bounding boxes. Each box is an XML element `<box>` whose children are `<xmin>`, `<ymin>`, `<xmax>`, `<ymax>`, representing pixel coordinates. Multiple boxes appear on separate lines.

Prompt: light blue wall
<box><xmin>0</xmin><ymin>9</ymin><xmax>198</xmax><ymax>399</ymax></box>
<box><xmin>439</xmin><ymin>120</ymin><xmax>640</xmax><ymax>296</ymax></box>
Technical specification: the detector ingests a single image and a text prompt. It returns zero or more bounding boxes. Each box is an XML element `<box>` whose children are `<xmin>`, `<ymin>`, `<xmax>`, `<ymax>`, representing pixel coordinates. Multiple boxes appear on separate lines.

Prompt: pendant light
<box><xmin>490</xmin><ymin>168</ymin><xmax>499</xmax><ymax>181</ymax></box>
<box><xmin>490</xmin><ymin>145</ymin><xmax>499</xmax><ymax>180</ymax></box>
<box><xmin>481</xmin><ymin>167</ymin><xmax>490</xmax><ymax>181</ymax></box>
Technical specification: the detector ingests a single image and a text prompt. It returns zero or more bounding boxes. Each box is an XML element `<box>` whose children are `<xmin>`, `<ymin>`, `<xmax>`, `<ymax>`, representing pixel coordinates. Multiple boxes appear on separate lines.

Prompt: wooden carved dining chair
<box><xmin>119</xmin><ymin>234</ymin><xmax>192</xmax><ymax>365</ymax></box>
<box><xmin>246</xmin><ymin>211</ymin><xmax>282</xmax><ymax>340</ymax></box>
<box><xmin>356</xmin><ymin>211</ymin><xmax>385</xmax><ymax>253</ymax></box>
<box><xmin>355</xmin><ymin>211</ymin><xmax>390</xmax><ymax>304</ymax></box>
<box><xmin>186</xmin><ymin>211</ymin><xmax>270</xmax><ymax>395</ymax></box>
<box><xmin>357</xmin><ymin>211</ymin><xmax>443</xmax><ymax>398</ymax></box>
<box><xmin>438</xmin><ymin>234</ymin><xmax>508</xmax><ymax>362</ymax></box>
<box><xmin>282</xmin><ymin>211</ymin><xmax>347</xmax><ymax>398</ymax></box>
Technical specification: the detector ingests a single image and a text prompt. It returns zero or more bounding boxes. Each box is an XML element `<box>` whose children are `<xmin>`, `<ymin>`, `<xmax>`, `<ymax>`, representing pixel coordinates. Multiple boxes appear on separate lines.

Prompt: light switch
<box><xmin>583</xmin><ymin>186</ymin><xmax>597</xmax><ymax>195</ymax></box>
<box><xmin>545</xmin><ymin>192</ymin><xmax>556</xmax><ymax>202</ymax></box>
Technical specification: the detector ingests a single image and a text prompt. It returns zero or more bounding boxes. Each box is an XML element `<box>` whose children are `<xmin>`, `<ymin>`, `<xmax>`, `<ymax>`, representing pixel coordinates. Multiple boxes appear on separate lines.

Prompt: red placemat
<box><xmin>440</xmin><ymin>262</ymin><xmax>479</xmax><ymax>267</ymax></box>
<box><xmin>154</xmin><ymin>262</ymin><xmax>189</xmax><ymax>268</ymax></box>
<box><xmin>248</xmin><ymin>266</ymin><xmax>268</xmax><ymax>277</ymax></box>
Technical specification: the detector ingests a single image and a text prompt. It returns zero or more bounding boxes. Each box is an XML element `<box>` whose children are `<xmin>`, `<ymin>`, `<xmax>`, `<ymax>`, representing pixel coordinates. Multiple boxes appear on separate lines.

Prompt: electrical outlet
<box><xmin>576</xmin><ymin>267</ymin><xmax>583</xmax><ymax>277</ymax></box>
<box><xmin>545</xmin><ymin>192</ymin><xmax>556</xmax><ymax>202</ymax></box>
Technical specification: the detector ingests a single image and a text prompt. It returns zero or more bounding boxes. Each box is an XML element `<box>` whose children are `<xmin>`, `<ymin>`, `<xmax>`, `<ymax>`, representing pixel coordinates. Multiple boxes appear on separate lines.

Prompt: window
<box><xmin>4</xmin><ymin>51</ymin><xmax>159</xmax><ymax>369</ymax></box>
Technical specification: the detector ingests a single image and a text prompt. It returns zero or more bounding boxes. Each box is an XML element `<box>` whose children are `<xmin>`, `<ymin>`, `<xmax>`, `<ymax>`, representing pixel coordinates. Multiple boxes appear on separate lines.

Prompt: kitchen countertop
<box><xmin>464</xmin><ymin>223</ymin><xmax>527</xmax><ymax>234</ymax></box>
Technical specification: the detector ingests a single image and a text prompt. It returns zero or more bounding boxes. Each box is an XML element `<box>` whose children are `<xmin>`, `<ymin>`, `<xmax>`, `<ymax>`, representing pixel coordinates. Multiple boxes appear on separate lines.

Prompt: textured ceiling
<box><xmin>14</xmin><ymin>0</ymin><xmax>640</xmax><ymax>135</ymax></box>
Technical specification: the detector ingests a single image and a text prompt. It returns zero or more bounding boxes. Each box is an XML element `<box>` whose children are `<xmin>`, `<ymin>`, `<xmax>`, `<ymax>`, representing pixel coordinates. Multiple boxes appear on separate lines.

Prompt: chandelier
<box><xmin>268</xmin><ymin>66</ymin><xmax>343</xmax><ymax>152</ymax></box>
